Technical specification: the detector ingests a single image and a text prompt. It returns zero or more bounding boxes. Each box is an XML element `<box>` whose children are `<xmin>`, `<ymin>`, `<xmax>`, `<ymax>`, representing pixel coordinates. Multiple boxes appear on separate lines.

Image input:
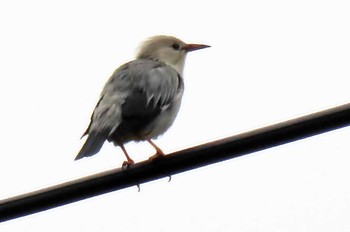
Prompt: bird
<box><xmin>75</xmin><ymin>35</ymin><xmax>210</xmax><ymax>166</ymax></box>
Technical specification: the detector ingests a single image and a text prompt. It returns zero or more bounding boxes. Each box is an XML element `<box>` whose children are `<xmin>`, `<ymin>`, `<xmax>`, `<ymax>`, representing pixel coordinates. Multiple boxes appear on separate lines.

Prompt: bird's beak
<box><xmin>184</xmin><ymin>43</ymin><xmax>211</xmax><ymax>52</ymax></box>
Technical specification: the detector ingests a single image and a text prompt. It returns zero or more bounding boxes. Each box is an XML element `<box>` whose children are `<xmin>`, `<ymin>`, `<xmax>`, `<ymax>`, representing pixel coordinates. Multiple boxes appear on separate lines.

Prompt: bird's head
<box><xmin>136</xmin><ymin>35</ymin><xmax>210</xmax><ymax>75</ymax></box>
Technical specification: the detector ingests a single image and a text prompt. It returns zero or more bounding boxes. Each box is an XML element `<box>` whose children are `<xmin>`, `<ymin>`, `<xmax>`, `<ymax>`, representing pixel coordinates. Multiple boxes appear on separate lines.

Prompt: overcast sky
<box><xmin>1</xmin><ymin>0</ymin><xmax>350</xmax><ymax>231</ymax></box>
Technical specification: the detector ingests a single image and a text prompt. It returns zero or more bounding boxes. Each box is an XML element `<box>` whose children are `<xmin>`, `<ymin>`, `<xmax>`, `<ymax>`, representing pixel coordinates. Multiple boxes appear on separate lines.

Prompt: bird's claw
<box><xmin>136</xmin><ymin>183</ymin><xmax>141</xmax><ymax>192</ymax></box>
<box><xmin>122</xmin><ymin>160</ymin><xmax>135</xmax><ymax>170</ymax></box>
<box><xmin>148</xmin><ymin>152</ymin><xmax>165</xmax><ymax>161</ymax></box>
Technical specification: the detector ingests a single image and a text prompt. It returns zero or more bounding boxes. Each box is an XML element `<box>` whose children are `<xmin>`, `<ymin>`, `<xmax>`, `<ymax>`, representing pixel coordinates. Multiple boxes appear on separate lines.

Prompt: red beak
<box><xmin>184</xmin><ymin>43</ymin><xmax>211</xmax><ymax>52</ymax></box>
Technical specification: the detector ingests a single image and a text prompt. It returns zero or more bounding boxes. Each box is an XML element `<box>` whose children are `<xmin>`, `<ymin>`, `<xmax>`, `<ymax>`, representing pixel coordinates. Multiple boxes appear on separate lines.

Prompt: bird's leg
<box><xmin>146</xmin><ymin>139</ymin><xmax>172</xmax><ymax>182</ymax></box>
<box><xmin>118</xmin><ymin>143</ymin><xmax>141</xmax><ymax>188</ymax></box>
<box><xmin>118</xmin><ymin>143</ymin><xmax>134</xmax><ymax>168</ymax></box>
<box><xmin>146</xmin><ymin>139</ymin><xmax>165</xmax><ymax>160</ymax></box>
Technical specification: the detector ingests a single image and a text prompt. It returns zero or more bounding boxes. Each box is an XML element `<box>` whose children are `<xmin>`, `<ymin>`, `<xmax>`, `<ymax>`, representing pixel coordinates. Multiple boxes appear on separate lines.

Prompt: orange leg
<box><xmin>146</xmin><ymin>139</ymin><xmax>165</xmax><ymax>160</ymax></box>
<box><xmin>118</xmin><ymin>143</ymin><xmax>134</xmax><ymax>167</ymax></box>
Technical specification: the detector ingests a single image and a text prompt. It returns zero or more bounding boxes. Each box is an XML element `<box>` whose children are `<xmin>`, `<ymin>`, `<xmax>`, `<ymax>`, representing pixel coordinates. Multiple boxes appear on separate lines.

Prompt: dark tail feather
<box><xmin>75</xmin><ymin>133</ymin><xmax>105</xmax><ymax>160</ymax></box>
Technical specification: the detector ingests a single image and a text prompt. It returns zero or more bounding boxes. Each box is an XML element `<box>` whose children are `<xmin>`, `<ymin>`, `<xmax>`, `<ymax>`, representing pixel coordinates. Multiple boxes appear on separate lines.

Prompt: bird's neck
<box><xmin>167</xmin><ymin>59</ymin><xmax>185</xmax><ymax>76</ymax></box>
<box><xmin>145</xmin><ymin>57</ymin><xmax>185</xmax><ymax>76</ymax></box>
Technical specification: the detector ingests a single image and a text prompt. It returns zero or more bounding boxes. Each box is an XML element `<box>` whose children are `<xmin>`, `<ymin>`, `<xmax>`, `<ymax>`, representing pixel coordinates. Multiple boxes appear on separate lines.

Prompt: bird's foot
<box><xmin>148</xmin><ymin>151</ymin><xmax>166</xmax><ymax>161</ymax></box>
<box><xmin>122</xmin><ymin>159</ymin><xmax>135</xmax><ymax>170</ymax></box>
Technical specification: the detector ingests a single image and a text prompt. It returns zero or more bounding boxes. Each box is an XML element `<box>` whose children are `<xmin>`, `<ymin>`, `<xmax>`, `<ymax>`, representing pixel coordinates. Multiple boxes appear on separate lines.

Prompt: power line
<box><xmin>1</xmin><ymin>103</ymin><xmax>350</xmax><ymax>222</ymax></box>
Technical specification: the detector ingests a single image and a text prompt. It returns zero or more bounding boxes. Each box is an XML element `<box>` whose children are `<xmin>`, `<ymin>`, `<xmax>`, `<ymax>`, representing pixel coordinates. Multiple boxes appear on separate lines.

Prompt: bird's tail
<box><xmin>75</xmin><ymin>133</ymin><xmax>105</xmax><ymax>160</ymax></box>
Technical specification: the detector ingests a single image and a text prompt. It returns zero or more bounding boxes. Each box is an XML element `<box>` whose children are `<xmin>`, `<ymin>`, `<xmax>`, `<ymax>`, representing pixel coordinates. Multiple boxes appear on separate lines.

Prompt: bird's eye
<box><xmin>172</xmin><ymin>43</ymin><xmax>181</xmax><ymax>51</ymax></box>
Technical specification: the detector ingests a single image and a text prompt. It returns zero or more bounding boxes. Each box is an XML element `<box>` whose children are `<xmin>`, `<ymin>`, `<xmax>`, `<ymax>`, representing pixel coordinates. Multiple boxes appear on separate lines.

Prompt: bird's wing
<box><xmin>84</xmin><ymin>59</ymin><xmax>182</xmax><ymax>137</ymax></box>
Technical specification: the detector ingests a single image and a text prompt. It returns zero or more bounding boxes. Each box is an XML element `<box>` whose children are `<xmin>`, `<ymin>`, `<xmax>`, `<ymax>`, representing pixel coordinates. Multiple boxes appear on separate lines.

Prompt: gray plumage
<box><xmin>75</xmin><ymin>35</ymin><xmax>209</xmax><ymax>163</ymax></box>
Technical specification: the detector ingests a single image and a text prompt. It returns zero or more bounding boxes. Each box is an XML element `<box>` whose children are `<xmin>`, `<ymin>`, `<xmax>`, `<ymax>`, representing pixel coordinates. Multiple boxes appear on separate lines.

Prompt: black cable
<box><xmin>1</xmin><ymin>103</ymin><xmax>350</xmax><ymax>222</ymax></box>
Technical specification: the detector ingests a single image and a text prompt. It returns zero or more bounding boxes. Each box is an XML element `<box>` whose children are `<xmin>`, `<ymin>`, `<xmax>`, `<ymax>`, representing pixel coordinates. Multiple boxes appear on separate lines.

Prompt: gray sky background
<box><xmin>1</xmin><ymin>0</ymin><xmax>350</xmax><ymax>231</ymax></box>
